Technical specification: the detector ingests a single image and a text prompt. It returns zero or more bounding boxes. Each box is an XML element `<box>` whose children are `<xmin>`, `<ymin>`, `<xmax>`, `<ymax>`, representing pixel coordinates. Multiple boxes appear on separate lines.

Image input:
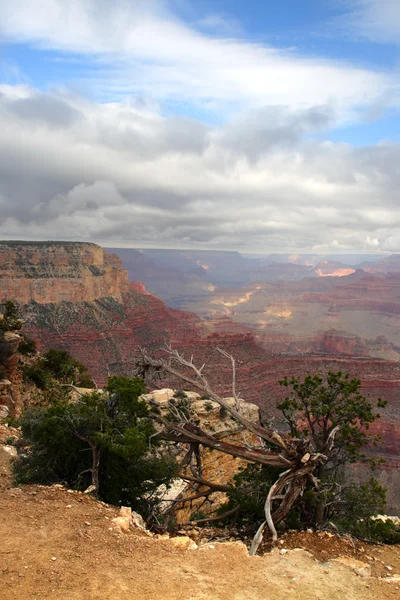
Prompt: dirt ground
<box><xmin>0</xmin><ymin>444</ymin><xmax>399</xmax><ymax>600</ymax></box>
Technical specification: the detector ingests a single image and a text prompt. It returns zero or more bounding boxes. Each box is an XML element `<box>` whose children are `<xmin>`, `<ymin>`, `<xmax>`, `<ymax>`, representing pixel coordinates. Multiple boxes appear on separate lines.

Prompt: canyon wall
<box><xmin>0</xmin><ymin>242</ymin><xmax>399</xmax><ymax>512</ymax></box>
<box><xmin>0</xmin><ymin>242</ymin><xmax>130</xmax><ymax>304</ymax></box>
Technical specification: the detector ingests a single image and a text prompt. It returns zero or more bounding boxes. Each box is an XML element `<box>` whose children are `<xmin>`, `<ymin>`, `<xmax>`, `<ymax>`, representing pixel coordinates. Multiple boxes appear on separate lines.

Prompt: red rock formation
<box><xmin>0</xmin><ymin>242</ymin><xmax>399</xmax><ymax>511</ymax></box>
<box><xmin>0</xmin><ymin>242</ymin><xmax>130</xmax><ymax>304</ymax></box>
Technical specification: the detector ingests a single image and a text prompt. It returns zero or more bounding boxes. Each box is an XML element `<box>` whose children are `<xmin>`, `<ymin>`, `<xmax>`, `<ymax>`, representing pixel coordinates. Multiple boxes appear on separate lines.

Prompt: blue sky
<box><xmin>1</xmin><ymin>1</ymin><xmax>400</xmax><ymax>143</ymax></box>
<box><xmin>0</xmin><ymin>0</ymin><xmax>400</xmax><ymax>252</ymax></box>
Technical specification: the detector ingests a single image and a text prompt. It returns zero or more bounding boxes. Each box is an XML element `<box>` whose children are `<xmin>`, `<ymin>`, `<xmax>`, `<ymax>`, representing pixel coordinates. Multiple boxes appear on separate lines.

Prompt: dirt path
<box><xmin>0</xmin><ymin>468</ymin><xmax>399</xmax><ymax>600</ymax></box>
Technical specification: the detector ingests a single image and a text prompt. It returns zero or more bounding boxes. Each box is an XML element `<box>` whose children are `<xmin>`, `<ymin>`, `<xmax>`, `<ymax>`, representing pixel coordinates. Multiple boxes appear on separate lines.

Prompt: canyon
<box><xmin>0</xmin><ymin>241</ymin><xmax>399</xmax><ymax>512</ymax></box>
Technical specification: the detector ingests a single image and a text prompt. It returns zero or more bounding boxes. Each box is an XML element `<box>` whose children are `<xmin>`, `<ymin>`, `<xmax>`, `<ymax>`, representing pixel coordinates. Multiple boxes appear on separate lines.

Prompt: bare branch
<box><xmin>139</xmin><ymin>346</ymin><xmax>297</xmax><ymax>452</ymax></box>
<box><xmin>216</xmin><ymin>347</ymin><xmax>239</xmax><ymax>409</ymax></box>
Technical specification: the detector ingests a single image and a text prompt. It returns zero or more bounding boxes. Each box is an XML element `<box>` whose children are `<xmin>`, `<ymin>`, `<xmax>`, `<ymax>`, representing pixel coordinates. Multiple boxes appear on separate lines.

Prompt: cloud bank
<box><xmin>1</xmin><ymin>85</ymin><xmax>400</xmax><ymax>252</ymax></box>
<box><xmin>0</xmin><ymin>1</ymin><xmax>400</xmax><ymax>253</ymax></box>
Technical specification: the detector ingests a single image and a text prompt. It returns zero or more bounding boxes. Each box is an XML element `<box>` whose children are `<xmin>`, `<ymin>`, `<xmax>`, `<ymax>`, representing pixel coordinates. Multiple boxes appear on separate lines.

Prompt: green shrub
<box><xmin>14</xmin><ymin>376</ymin><xmax>178</xmax><ymax>519</ymax></box>
<box><xmin>22</xmin><ymin>348</ymin><xmax>95</xmax><ymax>390</ymax></box>
<box><xmin>0</xmin><ymin>301</ymin><xmax>23</xmax><ymax>332</ymax></box>
<box><xmin>19</xmin><ymin>335</ymin><xmax>37</xmax><ymax>356</ymax></box>
<box><xmin>22</xmin><ymin>364</ymin><xmax>52</xmax><ymax>389</ymax></box>
<box><xmin>219</xmin><ymin>406</ymin><xmax>228</xmax><ymax>419</ymax></box>
<box><xmin>368</xmin><ymin>519</ymin><xmax>400</xmax><ymax>544</ymax></box>
<box><xmin>173</xmin><ymin>390</ymin><xmax>187</xmax><ymax>399</ymax></box>
<box><xmin>218</xmin><ymin>463</ymin><xmax>284</xmax><ymax>525</ymax></box>
<box><xmin>42</xmin><ymin>349</ymin><xmax>95</xmax><ymax>387</ymax></box>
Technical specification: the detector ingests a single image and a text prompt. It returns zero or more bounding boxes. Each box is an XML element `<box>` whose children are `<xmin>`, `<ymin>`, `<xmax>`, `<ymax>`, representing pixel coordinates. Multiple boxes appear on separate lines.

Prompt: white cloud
<box><xmin>0</xmin><ymin>84</ymin><xmax>400</xmax><ymax>252</ymax></box>
<box><xmin>0</xmin><ymin>0</ymin><xmax>398</xmax><ymax>121</ymax></box>
<box><xmin>342</xmin><ymin>0</ymin><xmax>400</xmax><ymax>44</ymax></box>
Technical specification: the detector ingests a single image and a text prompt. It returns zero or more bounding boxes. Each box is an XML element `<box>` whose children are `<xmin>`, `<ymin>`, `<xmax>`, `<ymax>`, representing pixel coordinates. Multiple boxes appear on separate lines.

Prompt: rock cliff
<box><xmin>0</xmin><ymin>242</ymin><xmax>130</xmax><ymax>304</ymax></box>
<box><xmin>0</xmin><ymin>241</ymin><xmax>399</xmax><ymax>512</ymax></box>
<box><xmin>0</xmin><ymin>242</ymin><xmax>207</xmax><ymax>385</ymax></box>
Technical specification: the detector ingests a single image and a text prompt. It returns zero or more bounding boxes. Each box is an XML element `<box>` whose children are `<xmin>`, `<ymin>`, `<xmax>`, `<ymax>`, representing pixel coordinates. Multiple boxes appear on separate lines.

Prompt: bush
<box><xmin>219</xmin><ymin>463</ymin><xmax>284</xmax><ymax>525</ymax></box>
<box><xmin>278</xmin><ymin>371</ymin><xmax>387</xmax><ymax>526</ymax></box>
<box><xmin>22</xmin><ymin>364</ymin><xmax>52</xmax><ymax>389</ymax></box>
<box><xmin>0</xmin><ymin>301</ymin><xmax>23</xmax><ymax>332</ymax></box>
<box><xmin>22</xmin><ymin>348</ymin><xmax>95</xmax><ymax>390</ymax></box>
<box><xmin>19</xmin><ymin>335</ymin><xmax>37</xmax><ymax>356</ymax></box>
<box><xmin>42</xmin><ymin>349</ymin><xmax>95</xmax><ymax>387</ymax></box>
<box><xmin>0</xmin><ymin>365</ymin><xmax>7</xmax><ymax>380</ymax></box>
<box><xmin>14</xmin><ymin>376</ymin><xmax>178</xmax><ymax>518</ymax></box>
<box><xmin>173</xmin><ymin>390</ymin><xmax>187</xmax><ymax>399</ymax></box>
<box><xmin>368</xmin><ymin>519</ymin><xmax>400</xmax><ymax>544</ymax></box>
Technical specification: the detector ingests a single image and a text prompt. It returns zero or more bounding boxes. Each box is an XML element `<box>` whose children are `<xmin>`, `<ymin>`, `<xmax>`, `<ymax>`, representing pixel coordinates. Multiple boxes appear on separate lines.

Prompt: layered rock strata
<box><xmin>0</xmin><ymin>242</ymin><xmax>399</xmax><ymax>511</ymax></box>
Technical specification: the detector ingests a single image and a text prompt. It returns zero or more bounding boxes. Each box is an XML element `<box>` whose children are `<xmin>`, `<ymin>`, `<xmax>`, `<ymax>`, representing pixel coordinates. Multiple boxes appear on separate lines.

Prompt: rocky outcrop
<box><xmin>0</xmin><ymin>331</ymin><xmax>23</xmax><ymax>418</ymax></box>
<box><xmin>0</xmin><ymin>242</ymin><xmax>206</xmax><ymax>385</ymax></box>
<box><xmin>0</xmin><ymin>242</ymin><xmax>130</xmax><ymax>304</ymax></box>
<box><xmin>141</xmin><ymin>388</ymin><xmax>261</xmax><ymax>522</ymax></box>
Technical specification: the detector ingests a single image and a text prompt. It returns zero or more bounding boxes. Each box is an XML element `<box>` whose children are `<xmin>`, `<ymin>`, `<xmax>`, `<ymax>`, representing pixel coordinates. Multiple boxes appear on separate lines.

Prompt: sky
<box><xmin>0</xmin><ymin>0</ymin><xmax>400</xmax><ymax>253</ymax></box>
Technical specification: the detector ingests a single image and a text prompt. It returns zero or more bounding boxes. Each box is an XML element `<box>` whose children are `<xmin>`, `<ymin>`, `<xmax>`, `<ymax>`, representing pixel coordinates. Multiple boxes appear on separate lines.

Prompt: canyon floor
<box><xmin>1</xmin><ymin>445</ymin><xmax>400</xmax><ymax>600</ymax></box>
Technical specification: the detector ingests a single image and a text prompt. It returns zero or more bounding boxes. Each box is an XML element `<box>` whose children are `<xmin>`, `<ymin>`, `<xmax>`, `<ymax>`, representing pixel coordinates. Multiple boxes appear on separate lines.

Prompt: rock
<box><xmin>112</xmin><ymin>515</ymin><xmax>131</xmax><ymax>533</ymax></box>
<box><xmin>157</xmin><ymin>478</ymin><xmax>188</xmax><ymax>511</ymax></box>
<box><xmin>111</xmin><ymin>507</ymin><xmax>151</xmax><ymax>536</ymax></box>
<box><xmin>333</xmin><ymin>556</ymin><xmax>371</xmax><ymax>578</ymax></box>
<box><xmin>141</xmin><ymin>389</ymin><xmax>175</xmax><ymax>404</ymax></box>
<box><xmin>0</xmin><ymin>402</ymin><xmax>10</xmax><ymax>423</ymax></box>
<box><xmin>384</xmin><ymin>575</ymin><xmax>400</xmax><ymax>583</ymax></box>
<box><xmin>120</xmin><ymin>506</ymin><xmax>132</xmax><ymax>519</ymax></box>
<box><xmin>84</xmin><ymin>484</ymin><xmax>96</xmax><ymax>495</ymax></box>
<box><xmin>169</xmin><ymin>536</ymin><xmax>198</xmax><ymax>551</ymax></box>
<box><xmin>3</xmin><ymin>445</ymin><xmax>17</xmax><ymax>456</ymax></box>
<box><xmin>112</xmin><ymin>507</ymin><xmax>132</xmax><ymax>533</ymax></box>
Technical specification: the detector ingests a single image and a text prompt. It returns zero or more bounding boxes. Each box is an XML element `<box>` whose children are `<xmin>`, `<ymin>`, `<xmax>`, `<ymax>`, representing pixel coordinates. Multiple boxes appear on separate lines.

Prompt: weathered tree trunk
<box><xmin>91</xmin><ymin>445</ymin><xmax>101</xmax><ymax>494</ymax></box>
<box><xmin>136</xmin><ymin>346</ymin><xmax>335</xmax><ymax>550</ymax></box>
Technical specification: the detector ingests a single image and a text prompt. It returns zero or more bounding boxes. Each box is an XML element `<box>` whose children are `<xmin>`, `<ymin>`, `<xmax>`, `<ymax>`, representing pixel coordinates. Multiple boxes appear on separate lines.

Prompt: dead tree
<box><xmin>136</xmin><ymin>345</ymin><xmax>338</xmax><ymax>554</ymax></box>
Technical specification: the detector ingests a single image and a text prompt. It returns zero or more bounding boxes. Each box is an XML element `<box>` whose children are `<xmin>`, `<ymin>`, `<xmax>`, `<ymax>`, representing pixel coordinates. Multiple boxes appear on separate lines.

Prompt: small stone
<box><xmin>66</xmin><ymin>505</ymin><xmax>72</xmax><ymax>509</ymax></box>
<box><xmin>51</xmin><ymin>557</ymin><xmax>57</xmax><ymax>561</ymax></box>
<box><xmin>169</xmin><ymin>536</ymin><xmax>198</xmax><ymax>551</ymax></box>
<box><xmin>111</xmin><ymin>516</ymin><xmax>130</xmax><ymax>533</ymax></box>
<box><xmin>280</xmin><ymin>549</ymin><xmax>288</xmax><ymax>555</ymax></box>
<box><xmin>84</xmin><ymin>521</ymin><xmax>91</xmax><ymax>526</ymax></box>
<box><xmin>3</xmin><ymin>445</ymin><xmax>17</xmax><ymax>456</ymax></box>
